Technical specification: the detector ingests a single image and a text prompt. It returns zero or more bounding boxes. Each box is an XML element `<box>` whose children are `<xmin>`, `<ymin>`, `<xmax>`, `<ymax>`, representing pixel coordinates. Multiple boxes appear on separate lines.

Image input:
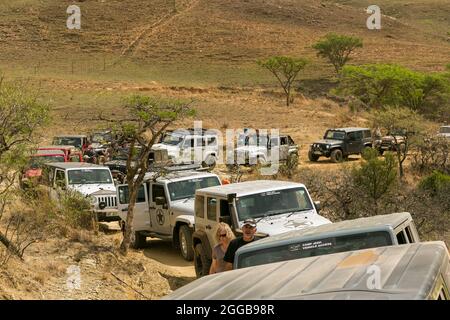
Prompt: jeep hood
<box><xmin>170</xmin><ymin>198</ymin><xmax>195</xmax><ymax>214</ymax></box>
<box><xmin>252</xmin><ymin>211</ymin><xmax>331</xmax><ymax>235</ymax></box>
<box><xmin>314</xmin><ymin>139</ymin><xmax>342</xmax><ymax>146</ymax></box>
<box><xmin>68</xmin><ymin>184</ymin><xmax>116</xmax><ymax>196</ymax></box>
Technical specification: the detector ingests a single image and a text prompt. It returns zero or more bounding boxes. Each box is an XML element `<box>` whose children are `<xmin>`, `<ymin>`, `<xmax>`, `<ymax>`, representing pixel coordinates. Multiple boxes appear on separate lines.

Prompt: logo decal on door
<box><xmin>156</xmin><ymin>209</ymin><xmax>165</xmax><ymax>225</ymax></box>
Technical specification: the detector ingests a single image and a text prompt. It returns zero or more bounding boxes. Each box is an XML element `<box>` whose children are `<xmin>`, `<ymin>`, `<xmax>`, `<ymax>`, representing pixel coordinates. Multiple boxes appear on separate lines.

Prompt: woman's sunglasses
<box><xmin>219</xmin><ymin>234</ymin><xmax>227</xmax><ymax>238</ymax></box>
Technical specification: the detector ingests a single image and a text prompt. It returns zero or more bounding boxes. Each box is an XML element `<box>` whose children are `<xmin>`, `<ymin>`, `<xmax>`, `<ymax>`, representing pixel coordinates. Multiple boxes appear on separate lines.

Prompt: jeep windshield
<box><xmin>237</xmin><ymin>231</ymin><xmax>392</xmax><ymax>269</ymax></box>
<box><xmin>68</xmin><ymin>169</ymin><xmax>113</xmax><ymax>185</ymax></box>
<box><xmin>53</xmin><ymin>137</ymin><xmax>82</xmax><ymax>149</ymax></box>
<box><xmin>324</xmin><ymin>130</ymin><xmax>345</xmax><ymax>140</ymax></box>
<box><xmin>161</xmin><ymin>133</ymin><xmax>184</xmax><ymax>146</ymax></box>
<box><xmin>440</xmin><ymin>127</ymin><xmax>450</xmax><ymax>134</ymax></box>
<box><xmin>168</xmin><ymin>176</ymin><xmax>221</xmax><ymax>201</ymax></box>
<box><xmin>236</xmin><ymin>187</ymin><xmax>314</xmax><ymax>220</ymax></box>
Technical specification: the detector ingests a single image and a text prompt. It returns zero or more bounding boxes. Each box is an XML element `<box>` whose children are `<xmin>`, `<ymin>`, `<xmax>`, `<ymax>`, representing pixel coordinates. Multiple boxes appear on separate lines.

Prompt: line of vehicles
<box><xmin>21</xmin><ymin>125</ymin><xmax>450</xmax><ymax>299</ymax></box>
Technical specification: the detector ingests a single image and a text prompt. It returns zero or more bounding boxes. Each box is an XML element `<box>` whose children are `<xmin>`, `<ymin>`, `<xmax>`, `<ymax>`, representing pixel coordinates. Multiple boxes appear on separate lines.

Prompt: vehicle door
<box><xmin>346</xmin><ymin>131</ymin><xmax>362</xmax><ymax>154</ymax></box>
<box><xmin>180</xmin><ymin>137</ymin><xmax>195</xmax><ymax>164</ymax></box>
<box><xmin>52</xmin><ymin>169</ymin><xmax>66</xmax><ymax>203</ymax></box>
<box><xmin>116</xmin><ymin>183</ymin><xmax>149</xmax><ymax>231</ymax></box>
<box><xmin>149</xmin><ymin>183</ymin><xmax>171</xmax><ymax>235</ymax></box>
<box><xmin>193</xmin><ymin>137</ymin><xmax>204</xmax><ymax>164</ymax></box>
<box><xmin>204</xmin><ymin>196</ymin><xmax>220</xmax><ymax>248</ymax></box>
<box><xmin>279</xmin><ymin>136</ymin><xmax>290</xmax><ymax>161</ymax></box>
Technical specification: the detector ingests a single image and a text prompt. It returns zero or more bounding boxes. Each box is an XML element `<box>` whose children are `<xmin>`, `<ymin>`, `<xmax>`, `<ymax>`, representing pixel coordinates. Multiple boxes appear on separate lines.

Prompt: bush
<box><xmin>60</xmin><ymin>190</ymin><xmax>95</xmax><ymax>230</ymax></box>
<box><xmin>338</xmin><ymin>64</ymin><xmax>450</xmax><ymax>120</ymax></box>
<box><xmin>412</xmin><ymin>137</ymin><xmax>450</xmax><ymax>174</ymax></box>
<box><xmin>419</xmin><ymin>171</ymin><xmax>450</xmax><ymax>195</ymax></box>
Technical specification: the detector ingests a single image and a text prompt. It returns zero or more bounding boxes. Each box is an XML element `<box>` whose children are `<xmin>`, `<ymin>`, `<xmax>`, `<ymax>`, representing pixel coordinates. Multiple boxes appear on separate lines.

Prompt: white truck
<box><xmin>192</xmin><ymin>180</ymin><xmax>332</xmax><ymax>277</ymax></box>
<box><xmin>117</xmin><ymin>169</ymin><xmax>222</xmax><ymax>260</ymax></box>
<box><xmin>41</xmin><ymin>163</ymin><xmax>119</xmax><ymax>221</ymax></box>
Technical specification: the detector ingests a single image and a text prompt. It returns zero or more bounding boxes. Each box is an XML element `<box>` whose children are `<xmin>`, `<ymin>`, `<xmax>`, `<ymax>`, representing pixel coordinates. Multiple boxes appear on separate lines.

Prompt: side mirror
<box><xmin>314</xmin><ymin>201</ymin><xmax>321</xmax><ymax>212</ymax></box>
<box><xmin>155</xmin><ymin>196</ymin><xmax>166</xmax><ymax>206</ymax></box>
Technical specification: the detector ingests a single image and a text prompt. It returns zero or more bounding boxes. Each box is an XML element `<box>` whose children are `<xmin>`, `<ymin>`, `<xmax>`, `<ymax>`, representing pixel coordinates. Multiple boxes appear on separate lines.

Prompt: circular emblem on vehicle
<box><xmin>156</xmin><ymin>209</ymin><xmax>165</xmax><ymax>225</ymax></box>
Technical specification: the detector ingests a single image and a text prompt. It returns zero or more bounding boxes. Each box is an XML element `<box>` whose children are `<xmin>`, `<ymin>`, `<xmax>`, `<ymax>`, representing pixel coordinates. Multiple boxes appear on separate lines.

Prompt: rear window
<box><xmin>236</xmin><ymin>231</ymin><xmax>393</xmax><ymax>269</ymax></box>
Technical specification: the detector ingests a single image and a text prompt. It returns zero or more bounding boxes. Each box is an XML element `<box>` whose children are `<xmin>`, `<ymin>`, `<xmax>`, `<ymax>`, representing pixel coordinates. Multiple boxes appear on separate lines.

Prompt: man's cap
<box><xmin>243</xmin><ymin>218</ymin><xmax>257</xmax><ymax>227</ymax></box>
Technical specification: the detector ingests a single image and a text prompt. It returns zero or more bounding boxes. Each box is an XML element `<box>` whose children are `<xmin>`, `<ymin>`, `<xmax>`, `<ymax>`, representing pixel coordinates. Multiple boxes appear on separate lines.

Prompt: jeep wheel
<box><xmin>194</xmin><ymin>243</ymin><xmax>211</xmax><ymax>278</ymax></box>
<box><xmin>179</xmin><ymin>225</ymin><xmax>194</xmax><ymax>261</ymax></box>
<box><xmin>378</xmin><ymin>149</ymin><xmax>384</xmax><ymax>156</ymax></box>
<box><xmin>308</xmin><ymin>151</ymin><xmax>319</xmax><ymax>162</ymax></box>
<box><xmin>202</xmin><ymin>155</ymin><xmax>217</xmax><ymax>170</ymax></box>
<box><xmin>330</xmin><ymin>149</ymin><xmax>344</xmax><ymax>163</ymax></box>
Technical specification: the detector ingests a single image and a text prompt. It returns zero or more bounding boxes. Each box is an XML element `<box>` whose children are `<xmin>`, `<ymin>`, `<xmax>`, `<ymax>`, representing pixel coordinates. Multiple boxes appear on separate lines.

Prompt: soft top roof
<box><xmin>329</xmin><ymin>127</ymin><xmax>370</xmax><ymax>132</ymax></box>
<box><xmin>44</xmin><ymin>162</ymin><xmax>109</xmax><ymax>170</ymax></box>
<box><xmin>53</xmin><ymin>135</ymin><xmax>87</xmax><ymax>138</ymax></box>
<box><xmin>238</xmin><ymin>212</ymin><xmax>412</xmax><ymax>253</ymax></box>
<box><xmin>164</xmin><ymin>241</ymin><xmax>449</xmax><ymax>300</ymax></box>
<box><xmin>196</xmin><ymin>180</ymin><xmax>306</xmax><ymax>198</ymax></box>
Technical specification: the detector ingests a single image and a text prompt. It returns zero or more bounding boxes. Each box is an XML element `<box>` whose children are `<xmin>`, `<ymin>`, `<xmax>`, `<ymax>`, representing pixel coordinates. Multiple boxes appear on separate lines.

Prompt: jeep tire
<box><xmin>179</xmin><ymin>225</ymin><xmax>194</xmax><ymax>261</ymax></box>
<box><xmin>330</xmin><ymin>149</ymin><xmax>344</xmax><ymax>163</ymax></box>
<box><xmin>308</xmin><ymin>150</ymin><xmax>319</xmax><ymax>162</ymax></box>
<box><xmin>194</xmin><ymin>243</ymin><xmax>211</xmax><ymax>278</ymax></box>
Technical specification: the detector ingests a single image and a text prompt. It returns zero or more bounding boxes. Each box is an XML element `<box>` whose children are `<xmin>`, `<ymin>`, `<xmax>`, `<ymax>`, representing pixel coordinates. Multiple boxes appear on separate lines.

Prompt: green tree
<box><xmin>0</xmin><ymin>80</ymin><xmax>49</xmax><ymax>260</ymax></box>
<box><xmin>105</xmin><ymin>95</ymin><xmax>195</xmax><ymax>255</ymax></box>
<box><xmin>313</xmin><ymin>33</ymin><xmax>362</xmax><ymax>75</ymax></box>
<box><xmin>257</xmin><ymin>56</ymin><xmax>308</xmax><ymax>106</ymax></box>
<box><xmin>339</xmin><ymin>64</ymin><xmax>450</xmax><ymax>119</ymax></box>
<box><xmin>352</xmin><ymin>148</ymin><xmax>397</xmax><ymax>215</ymax></box>
<box><xmin>371</xmin><ymin>106</ymin><xmax>425</xmax><ymax>178</ymax></box>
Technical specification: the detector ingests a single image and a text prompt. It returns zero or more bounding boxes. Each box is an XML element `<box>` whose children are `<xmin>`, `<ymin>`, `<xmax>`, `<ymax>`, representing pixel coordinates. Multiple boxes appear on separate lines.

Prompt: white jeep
<box><xmin>117</xmin><ymin>169</ymin><xmax>221</xmax><ymax>260</ymax></box>
<box><xmin>192</xmin><ymin>180</ymin><xmax>331</xmax><ymax>277</ymax></box>
<box><xmin>151</xmin><ymin>129</ymin><xmax>220</xmax><ymax>169</ymax></box>
<box><xmin>41</xmin><ymin>163</ymin><xmax>119</xmax><ymax>221</ymax></box>
<box><xmin>234</xmin><ymin>133</ymin><xmax>299</xmax><ymax>166</ymax></box>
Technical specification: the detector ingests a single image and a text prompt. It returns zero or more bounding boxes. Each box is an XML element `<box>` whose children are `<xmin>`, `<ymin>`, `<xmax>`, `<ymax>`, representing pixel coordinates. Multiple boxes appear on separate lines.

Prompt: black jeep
<box><xmin>308</xmin><ymin>127</ymin><xmax>372</xmax><ymax>163</ymax></box>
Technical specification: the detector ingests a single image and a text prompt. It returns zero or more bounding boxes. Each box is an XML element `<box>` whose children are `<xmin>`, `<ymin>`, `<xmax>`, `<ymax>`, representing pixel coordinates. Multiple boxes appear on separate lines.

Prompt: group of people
<box><xmin>209</xmin><ymin>218</ymin><xmax>258</xmax><ymax>275</ymax></box>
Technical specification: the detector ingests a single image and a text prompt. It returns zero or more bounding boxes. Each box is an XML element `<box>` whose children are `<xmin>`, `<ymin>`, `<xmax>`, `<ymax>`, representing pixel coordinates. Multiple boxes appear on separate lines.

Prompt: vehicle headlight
<box><xmin>326</xmin><ymin>145</ymin><xmax>330</xmax><ymax>149</ymax></box>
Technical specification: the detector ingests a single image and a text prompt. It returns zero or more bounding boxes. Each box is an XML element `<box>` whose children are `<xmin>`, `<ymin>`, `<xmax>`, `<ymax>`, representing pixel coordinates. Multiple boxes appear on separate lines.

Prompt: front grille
<box><xmin>97</xmin><ymin>195</ymin><xmax>117</xmax><ymax>208</ymax></box>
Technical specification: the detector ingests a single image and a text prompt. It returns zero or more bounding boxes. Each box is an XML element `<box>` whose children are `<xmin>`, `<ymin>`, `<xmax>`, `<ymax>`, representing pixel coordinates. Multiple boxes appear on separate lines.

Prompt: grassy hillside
<box><xmin>0</xmin><ymin>0</ymin><xmax>448</xmax><ymax>86</ymax></box>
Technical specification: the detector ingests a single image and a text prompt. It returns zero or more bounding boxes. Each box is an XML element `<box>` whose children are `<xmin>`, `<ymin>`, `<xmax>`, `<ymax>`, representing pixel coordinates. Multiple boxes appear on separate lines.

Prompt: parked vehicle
<box><xmin>116</xmin><ymin>169</ymin><xmax>222</xmax><ymax>260</ymax></box>
<box><xmin>233</xmin><ymin>131</ymin><xmax>299</xmax><ymax>166</ymax></box>
<box><xmin>40</xmin><ymin>163</ymin><xmax>119</xmax><ymax>222</ymax></box>
<box><xmin>52</xmin><ymin>135</ymin><xmax>89</xmax><ymax>152</ymax></box>
<box><xmin>20</xmin><ymin>150</ymin><xmax>67</xmax><ymax>188</ymax></box>
<box><xmin>234</xmin><ymin>212</ymin><xmax>419</xmax><ymax>269</ymax></box>
<box><xmin>192</xmin><ymin>180</ymin><xmax>331</xmax><ymax>277</ymax></box>
<box><xmin>152</xmin><ymin>129</ymin><xmax>220</xmax><ymax>169</ymax></box>
<box><xmin>88</xmin><ymin>130</ymin><xmax>115</xmax><ymax>159</ymax></box>
<box><xmin>164</xmin><ymin>241</ymin><xmax>450</xmax><ymax>300</ymax></box>
<box><xmin>375</xmin><ymin>128</ymin><xmax>407</xmax><ymax>155</ymax></box>
<box><xmin>105</xmin><ymin>147</ymin><xmax>170</xmax><ymax>175</ymax></box>
<box><xmin>38</xmin><ymin>145</ymin><xmax>84</xmax><ymax>162</ymax></box>
<box><xmin>438</xmin><ymin>125</ymin><xmax>450</xmax><ymax>139</ymax></box>
<box><xmin>308</xmin><ymin>127</ymin><xmax>372</xmax><ymax>163</ymax></box>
